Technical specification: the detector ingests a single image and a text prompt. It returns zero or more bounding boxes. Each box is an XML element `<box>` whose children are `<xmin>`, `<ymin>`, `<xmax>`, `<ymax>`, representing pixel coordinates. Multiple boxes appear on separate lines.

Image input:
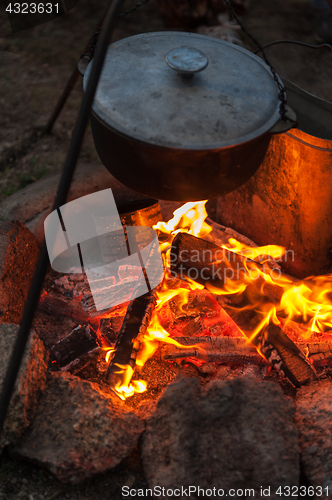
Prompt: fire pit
<box><xmin>45</xmin><ymin>199</ymin><xmax>332</xmax><ymax>401</ymax></box>
<box><xmin>1</xmin><ymin>190</ymin><xmax>332</xmax><ymax>495</ymax></box>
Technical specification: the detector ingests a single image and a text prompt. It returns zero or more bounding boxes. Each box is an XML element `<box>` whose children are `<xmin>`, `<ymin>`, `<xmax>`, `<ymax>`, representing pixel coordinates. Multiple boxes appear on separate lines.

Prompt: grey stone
<box><xmin>15</xmin><ymin>372</ymin><xmax>145</xmax><ymax>483</ymax></box>
<box><xmin>25</xmin><ymin>207</ymin><xmax>51</xmax><ymax>249</ymax></box>
<box><xmin>0</xmin><ymin>324</ymin><xmax>48</xmax><ymax>452</ymax></box>
<box><xmin>0</xmin><ymin>221</ymin><xmax>39</xmax><ymax>324</ymax></box>
<box><xmin>141</xmin><ymin>376</ymin><xmax>299</xmax><ymax>499</ymax></box>
<box><xmin>295</xmin><ymin>379</ymin><xmax>332</xmax><ymax>491</ymax></box>
<box><xmin>0</xmin><ymin>163</ymin><xmax>151</xmax><ymax>247</ymax></box>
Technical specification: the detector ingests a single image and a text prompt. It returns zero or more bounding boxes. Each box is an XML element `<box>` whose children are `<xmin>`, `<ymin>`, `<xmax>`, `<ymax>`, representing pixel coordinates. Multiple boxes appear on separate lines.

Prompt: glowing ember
<box><xmin>101</xmin><ymin>200</ymin><xmax>332</xmax><ymax>400</ymax></box>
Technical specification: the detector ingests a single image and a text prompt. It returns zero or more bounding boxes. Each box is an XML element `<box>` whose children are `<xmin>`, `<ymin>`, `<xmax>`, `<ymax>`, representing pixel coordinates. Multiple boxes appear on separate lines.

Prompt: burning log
<box><xmin>99</xmin><ymin>315</ymin><xmax>125</xmax><ymax>343</ymax></box>
<box><xmin>222</xmin><ymin>305</ymin><xmax>317</xmax><ymax>387</ymax></box>
<box><xmin>105</xmin><ymin>291</ymin><xmax>156</xmax><ymax>390</ymax></box>
<box><xmin>298</xmin><ymin>341</ymin><xmax>332</xmax><ymax>367</ymax></box>
<box><xmin>161</xmin><ymin>336</ymin><xmax>332</xmax><ymax>369</ymax></box>
<box><xmin>160</xmin><ymin>336</ymin><xmax>266</xmax><ymax>365</ymax></box>
<box><xmin>80</xmin><ymin>278</ymin><xmax>135</xmax><ymax>317</ymax></box>
<box><xmin>170</xmin><ymin>233</ymin><xmax>317</xmax><ymax>387</ymax></box>
<box><xmin>170</xmin><ymin>232</ymin><xmax>289</xmax><ymax>303</ymax></box>
<box><xmin>259</xmin><ymin>323</ymin><xmax>316</xmax><ymax>387</ymax></box>
<box><xmin>103</xmin><ymin>225</ymin><xmax>164</xmax><ymax>396</ymax></box>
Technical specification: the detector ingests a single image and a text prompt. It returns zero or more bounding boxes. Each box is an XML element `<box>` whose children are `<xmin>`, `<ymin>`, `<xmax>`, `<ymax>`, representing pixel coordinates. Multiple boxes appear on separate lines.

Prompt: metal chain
<box><xmin>87</xmin><ymin>28</ymin><xmax>102</xmax><ymax>59</ymax></box>
<box><xmin>118</xmin><ymin>0</ymin><xmax>151</xmax><ymax>17</ymax></box>
<box><xmin>82</xmin><ymin>0</ymin><xmax>151</xmax><ymax>60</ymax></box>
<box><xmin>222</xmin><ymin>0</ymin><xmax>289</xmax><ymax>122</ymax></box>
<box><xmin>254</xmin><ymin>39</ymin><xmax>332</xmax><ymax>54</ymax></box>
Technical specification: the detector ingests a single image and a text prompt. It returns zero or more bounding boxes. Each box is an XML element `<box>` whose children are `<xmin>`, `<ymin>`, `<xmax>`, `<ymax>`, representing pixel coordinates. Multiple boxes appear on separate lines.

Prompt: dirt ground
<box><xmin>0</xmin><ymin>0</ymin><xmax>332</xmax><ymax>498</ymax></box>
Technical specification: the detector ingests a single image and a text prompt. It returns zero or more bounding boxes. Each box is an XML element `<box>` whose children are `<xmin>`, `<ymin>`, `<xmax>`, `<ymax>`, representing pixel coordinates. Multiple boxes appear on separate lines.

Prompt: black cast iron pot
<box><xmin>84</xmin><ymin>32</ymin><xmax>294</xmax><ymax>202</ymax></box>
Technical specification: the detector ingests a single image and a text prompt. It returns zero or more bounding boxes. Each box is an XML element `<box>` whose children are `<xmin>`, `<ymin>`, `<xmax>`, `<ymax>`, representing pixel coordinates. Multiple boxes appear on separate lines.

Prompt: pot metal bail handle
<box><xmin>165</xmin><ymin>47</ymin><xmax>209</xmax><ymax>78</ymax></box>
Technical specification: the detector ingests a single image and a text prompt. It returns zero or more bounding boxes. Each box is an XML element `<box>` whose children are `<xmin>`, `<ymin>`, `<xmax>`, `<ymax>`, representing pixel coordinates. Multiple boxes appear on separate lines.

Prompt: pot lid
<box><xmin>84</xmin><ymin>31</ymin><xmax>282</xmax><ymax>149</ymax></box>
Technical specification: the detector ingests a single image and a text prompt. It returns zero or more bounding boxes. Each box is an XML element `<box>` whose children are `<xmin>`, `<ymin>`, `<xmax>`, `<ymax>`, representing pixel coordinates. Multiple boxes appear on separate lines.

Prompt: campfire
<box><xmin>44</xmin><ymin>200</ymin><xmax>332</xmax><ymax>401</ymax></box>
<box><xmin>3</xmin><ymin>193</ymin><xmax>332</xmax><ymax>489</ymax></box>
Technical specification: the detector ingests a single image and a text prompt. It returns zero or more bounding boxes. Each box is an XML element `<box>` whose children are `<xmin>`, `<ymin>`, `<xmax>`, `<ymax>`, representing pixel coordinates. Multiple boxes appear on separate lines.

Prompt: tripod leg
<box><xmin>43</xmin><ymin>65</ymin><xmax>80</xmax><ymax>135</ymax></box>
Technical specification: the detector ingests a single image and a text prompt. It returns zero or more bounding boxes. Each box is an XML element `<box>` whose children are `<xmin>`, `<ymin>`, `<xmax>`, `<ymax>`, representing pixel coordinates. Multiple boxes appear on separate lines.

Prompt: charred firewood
<box><xmin>104</xmin><ymin>226</ymin><xmax>164</xmax><ymax>391</ymax></box>
<box><xmin>38</xmin><ymin>291</ymin><xmax>92</xmax><ymax>325</ymax></box>
<box><xmin>216</xmin><ymin>297</ymin><xmax>316</xmax><ymax>387</ymax></box>
<box><xmin>298</xmin><ymin>341</ymin><xmax>332</xmax><ymax>367</ymax></box>
<box><xmin>160</xmin><ymin>336</ymin><xmax>266</xmax><ymax>365</ymax></box>
<box><xmin>259</xmin><ymin>323</ymin><xmax>316</xmax><ymax>387</ymax></box>
<box><xmin>100</xmin><ymin>315</ymin><xmax>125</xmax><ymax>343</ymax></box>
<box><xmin>50</xmin><ymin>325</ymin><xmax>101</xmax><ymax>372</ymax></box>
<box><xmin>160</xmin><ymin>336</ymin><xmax>332</xmax><ymax>371</ymax></box>
<box><xmin>105</xmin><ymin>291</ymin><xmax>156</xmax><ymax>387</ymax></box>
<box><xmin>80</xmin><ymin>278</ymin><xmax>135</xmax><ymax>317</ymax></box>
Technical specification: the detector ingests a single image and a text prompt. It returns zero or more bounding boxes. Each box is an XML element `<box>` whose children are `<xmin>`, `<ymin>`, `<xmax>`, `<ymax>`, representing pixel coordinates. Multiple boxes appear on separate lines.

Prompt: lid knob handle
<box><xmin>166</xmin><ymin>47</ymin><xmax>209</xmax><ymax>78</ymax></box>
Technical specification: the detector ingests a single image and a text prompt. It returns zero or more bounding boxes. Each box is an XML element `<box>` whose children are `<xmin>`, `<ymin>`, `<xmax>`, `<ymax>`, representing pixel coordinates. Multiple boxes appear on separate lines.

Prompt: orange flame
<box><xmin>280</xmin><ymin>277</ymin><xmax>332</xmax><ymax>335</ymax></box>
<box><xmin>209</xmin><ymin>229</ymin><xmax>332</xmax><ymax>340</ymax></box>
<box><xmin>135</xmin><ymin>281</ymin><xmax>204</xmax><ymax>370</ymax></box>
<box><xmin>225</xmin><ymin>237</ymin><xmax>285</xmax><ymax>263</ymax></box>
<box><xmin>154</xmin><ymin>200</ymin><xmax>211</xmax><ymax>239</ymax></box>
